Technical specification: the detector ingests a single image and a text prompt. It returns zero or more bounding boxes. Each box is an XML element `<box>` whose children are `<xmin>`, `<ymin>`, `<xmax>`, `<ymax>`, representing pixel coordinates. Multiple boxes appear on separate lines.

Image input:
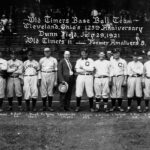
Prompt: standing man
<box><xmin>110</xmin><ymin>48</ymin><xmax>127</xmax><ymax>112</ymax></box>
<box><xmin>126</xmin><ymin>52</ymin><xmax>143</xmax><ymax>113</ymax></box>
<box><xmin>7</xmin><ymin>51</ymin><xmax>23</xmax><ymax>111</ymax></box>
<box><xmin>94</xmin><ymin>51</ymin><xmax>111</xmax><ymax>112</ymax></box>
<box><xmin>39</xmin><ymin>47</ymin><xmax>57</xmax><ymax>111</ymax></box>
<box><xmin>58</xmin><ymin>51</ymin><xmax>74</xmax><ymax>111</ymax></box>
<box><xmin>143</xmin><ymin>51</ymin><xmax>150</xmax><ymax>112</ymax></box>
<box><xmin>75</xmin><ymin>49</ymin><xmax>95</xmax><ymax>112</ymax></box>
<box><xmin>23</xmin><ymin>50</ymin><xmax>41</xmax><ymax>111</ymax></box>
<box><xmin>0</xmin><ymin>51</ymin><xmax>7</xmax><ymax>112</ymax></box>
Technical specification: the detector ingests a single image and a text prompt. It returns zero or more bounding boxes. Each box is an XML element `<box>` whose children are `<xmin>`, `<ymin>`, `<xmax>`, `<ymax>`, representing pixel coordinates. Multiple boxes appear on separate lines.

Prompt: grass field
<box><xmin>0</xmin><ymin>109</ymin><xmax>150</xmax><ymax>150</ymax></box>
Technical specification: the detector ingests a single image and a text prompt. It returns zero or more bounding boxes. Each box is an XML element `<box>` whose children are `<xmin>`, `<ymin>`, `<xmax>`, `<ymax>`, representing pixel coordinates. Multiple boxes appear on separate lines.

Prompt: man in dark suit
<box><xmin>58</xmin><ymin>51</ymin><xmax>74</xmax><ymax>111</ymax></box>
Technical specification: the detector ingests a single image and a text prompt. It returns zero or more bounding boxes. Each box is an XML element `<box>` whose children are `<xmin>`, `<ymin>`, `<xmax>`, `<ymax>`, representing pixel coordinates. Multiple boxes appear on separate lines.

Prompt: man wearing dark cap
<box><xmin>110</xmin><ymin>48</ymin><xmax>127</xmax><ymax>112</ymax></box>
<box><xmin>0</xmin><ymin>51</ymin><xmax>7</xmax><ymax>112</ymax></box>
<box><xmin>23</xmin><ymin>50</ymin><xmax>41</xmax><ymax>111</ymax></box>
<box><xmin>126</xmin><ymin>52</ymin><xmax>143</xmax><ymax>113</ymax></box>
<box><xmin>75</xmin><ymin>49</ymin><xmax>95</xmax><ymax>112</ymax></box>
<box><xmin>7</xmin><ymin>50</ymin><xmax>23</xmax><ymax>111</ymax></box>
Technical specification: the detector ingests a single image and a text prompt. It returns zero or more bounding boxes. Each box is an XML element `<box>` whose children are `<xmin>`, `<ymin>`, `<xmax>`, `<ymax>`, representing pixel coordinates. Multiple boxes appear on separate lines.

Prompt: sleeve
<box><xmin>54</xmin><ymin>58</ymin><xmax>58</xmax><ymax>71</ymax></box>
<box><xmin>58</xmin><ymin>60</ymin><xmax>64</xmax><ymax>82</ymax></box>
<box><xmin>7</xmin><ymin>61</ymin><xmax>15</xmax><ymax>73</ymax></box>
<box><xmin>1</xmin><ymin>60</ymin><xmax>7</xmax><ymax>70</ymax></box>
<box><xmin>14</xmin><ymin>61</ymin><xmax>23</xmax><ymax>75</ymax></box>
<box><xmin>75</xmin><ymin>59</ymin><xmax>84</xmax><ymax>73</ymax></box>
<box><xmin>123</xmin><ymin>60</ymin><xmax>127</xmax><ymax>76</ymax></box>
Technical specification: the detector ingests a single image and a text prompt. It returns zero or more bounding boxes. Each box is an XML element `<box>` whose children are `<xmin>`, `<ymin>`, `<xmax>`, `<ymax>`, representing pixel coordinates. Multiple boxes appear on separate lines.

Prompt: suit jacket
<box><xmin>58</xmin><ymin>58</ymin><xmax>73</xmax><ymax>83</ymax></box>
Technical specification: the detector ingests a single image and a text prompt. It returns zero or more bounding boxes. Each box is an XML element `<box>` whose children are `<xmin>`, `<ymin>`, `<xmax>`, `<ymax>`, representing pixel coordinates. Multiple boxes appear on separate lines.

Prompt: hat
<box><xmin>44</xmin><ymin>47</ymin><xmax>50</xmax><ymax>52</ymax></box>
<box><xmin>58</xmin><ymin>82</ymin><xmax>68</xmax><ymax>93</ymax></box>
<box><xmin>112</xmin><ymin>48</ymin><xmax>120</xmax><ymax>53</ymax></box>
<box><xmin>147</xmin><ymin>51</ymin><xmax>150</xmax><ymax>56</ymax></box>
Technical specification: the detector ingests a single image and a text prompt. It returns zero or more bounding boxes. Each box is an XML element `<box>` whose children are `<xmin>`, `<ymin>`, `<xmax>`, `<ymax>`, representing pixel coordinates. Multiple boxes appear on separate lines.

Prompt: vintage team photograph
<box><xmin>0</xmin><ymin>0</ymin><xmax>150</xmax><ymax>149</ymax></box>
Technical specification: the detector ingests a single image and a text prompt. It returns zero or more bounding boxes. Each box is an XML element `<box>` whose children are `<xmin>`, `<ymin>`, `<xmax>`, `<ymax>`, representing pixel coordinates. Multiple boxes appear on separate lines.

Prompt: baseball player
<box><xmin>39</xmin><ymin>47</ymin><xmax>57</xmax><ymax>112</ymax></box>
<box><xmin>110</xmin><ymin>48</ymin><xmax>127</xmax><ymax>112</ymax></box>
<box><xmin>0</xmin><ymin>51</ymin><xmax>7</xmax><ymax>112</ymax></box>
<box><xmin>23</xmin><ymin>50</ymin><xmax>41</xmax><ymax>111</ymax></box>
<box><xmin>7</xmin><ymin>51</ymin><xmax>23</xmax><ymax>111</ymax></box>
<box><xmin>143</xmin><ymin>51</ymin><xmax>150</xmax><ymax>112</ymax></box>
<box><xmin>106</xmin><ymin>50</ymin><xmax>113</xmax><ymax>61</ymax></box>
<box><xmin>126</xmin><ymin>52</ymin><xmax>143</xmax><ymax>113</ymax></box>
<box><xmin>94</xmin><ymin>51</ymin><xmax>111</xmax><ymax>112</ymax></box>
<box><xmin>75</xmin><ymin>49</ymin><xmax>95</xmax><ymax>112</ymax></box>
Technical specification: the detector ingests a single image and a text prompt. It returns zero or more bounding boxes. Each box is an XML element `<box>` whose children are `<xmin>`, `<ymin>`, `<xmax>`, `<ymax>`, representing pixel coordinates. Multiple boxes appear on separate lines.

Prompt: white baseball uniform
<box><xmin>94</xmin><ymin>59</ymin><xmax>110</xmax><ymax>99</ymax></box>
<box><xmin>7</xmin><ymin>59</ymin><xmax>23</xmax><ymax>98</ymax></box>
<box><xmin>75</xmin><ymin>58</ymin><xmax>94</xmax><ymax>98</ymax></box>
<box><xmin>127</xmin><ymin>61</ymin><xmax>143</xmax><ymax>98</ymax></box>
<box><xmin>110</xmin><ymin>58</ymin><xmax>127</xmax><ymax>98</ymax></box>
<box><xmin>23</xmin><ymin>60</ymin><xmax>40</xmax><ymax>100</ymax></box>
<box><xmin>39</xmin><ymin>56</ymin><xmax>57</xmax><ymax>98</ymax></box>
<box><xmin>143</xmin><ymin>60</ymin><xmax>150</xmax><ymax>99</ymax></box>
<box><xmin>0</xmin><ymin>58</ymin><xmax>7</xmax><ymax>98</ymax></box>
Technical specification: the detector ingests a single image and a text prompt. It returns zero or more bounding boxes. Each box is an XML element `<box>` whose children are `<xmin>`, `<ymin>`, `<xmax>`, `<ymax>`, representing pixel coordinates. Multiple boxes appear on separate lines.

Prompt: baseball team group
<box><xmin>0</xmin><ymin>47</ymin><xmax>149</xmax><ymax>113</ymax></box>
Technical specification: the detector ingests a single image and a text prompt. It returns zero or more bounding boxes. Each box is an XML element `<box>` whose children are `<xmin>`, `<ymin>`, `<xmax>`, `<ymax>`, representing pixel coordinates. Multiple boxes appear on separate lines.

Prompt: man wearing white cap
<box><xmin>143</xmin><ymin>51</ymin><xmax>150</xmax><ymax>112</ymax></box>
<box><xmin>94</xmin><ymin>51</ymin><xmax>111</xmax><ymax>112</ymax></box>
<box><xmin>58</xmin><ymin>51</ymin><xmax>74</xmax><ymax>111</ymax></box>
<box><xmin>39</xmin><ymin>47</ymin><xmax>58</xmax><ymax>111</ymax></box>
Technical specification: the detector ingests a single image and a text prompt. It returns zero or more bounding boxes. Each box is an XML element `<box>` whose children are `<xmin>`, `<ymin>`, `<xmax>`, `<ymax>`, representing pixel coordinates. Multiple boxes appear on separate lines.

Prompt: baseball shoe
<box><xmin>126</xmin><ymin>107</ymin><xmax>131</xmax><ymax>113</ymax></box>
<box><xmin>143</xmin><ymin>107</ymin><xmax>149</xmax><ymax>113</ymax></box>
<box><xmin>90</xmin><ymin>108</ymin><xmax>95</xmax><ymax>112</ymax></box>
<box><xmin>75</xmin><ymin>107</ymin><xmax>80</xmax><ymax>112</ymax></box>
<box><xmin>109</xmin><ymin>107</ymin><xmax>116</xmax><ymax>112</ymax></box>
<box><xmin>47</xmin><ymin>107</ymin><xmax>54</xmax><ymax>112</ymax></box>
<box><xmin>7</xmin><ymin>106</ymin><xmax>13</xmax><ymax>111</ymax></box>
<box><xmin>137</xmin><ymin>108</ymin><xmax>142</xmax><ymax>113</ymax></box>
<box><xmin>118</xmin><ymin>107</ymin><xmax>124</xmax><ymax>112</ymax></box>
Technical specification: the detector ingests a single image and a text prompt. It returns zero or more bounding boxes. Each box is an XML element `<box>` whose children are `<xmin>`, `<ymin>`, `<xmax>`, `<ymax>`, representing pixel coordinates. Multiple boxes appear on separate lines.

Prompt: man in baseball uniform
<box><xmin>7</xmin><ymin>51</ymin><xmax>23</xmax><ymax>111</ymax></box>
<box><xmin>110</xmin><ymin>48</ymin><xmax>127</xmax><ymax>112</ymax></box>
<box><xmin>143</xmin><ymin>51</ymin><xmax>150</xmax><ymax>112</ymax></box>
<box><xmin>39</xmin><ymin>47</ymin><xmax>57</xmax><ymax>112</ymax></box>
<box><xmin>23</xmin><ymin>50</ymin><xmax>41</xmax><ymax>111</ymax></box>
<box><xmin>0</xmin><ymin>51</ymin><xmax>7</xmax><ymax>112</ymax></box>
<box><xmin>75</xmin><ymin>49</ymin><xmax>94</xmax><ymax>112</ymax></box>
<box><xmin>126</xmin><ymin>52</ymin><xmax>143</xmax><ymax>113</ymax></box>
<box><xmin>94</xmin><ymin>51</ymin><xmax>111</xmax><ymax>112</ymax></box>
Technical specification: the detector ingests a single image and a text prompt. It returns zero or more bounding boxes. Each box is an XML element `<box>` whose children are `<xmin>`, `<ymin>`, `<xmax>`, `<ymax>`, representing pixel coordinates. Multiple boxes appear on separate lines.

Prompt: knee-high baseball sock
<box><xmin>89</xmin><ymin>97</ymin><xmax>94</xmax><ymax>109</ymax></box>
<box><xmin>137</xmin><ymin>98</ymin><xmax>141</xmax><ymax>107</ymax></box>
<box><xmin>145</xmin><ymin>100</ymin><xmax>149</xmax><ymax>107</ymax></box>
<box><xmin>48</xmin><ymin>96</ymin><xmax>53</xmax><ymax>107</ymax></box>
<box><xmin>26</xmin><ymin>100</ymin><xmax>30</xmax><ymax>110</ymax></box>
<box><xmin>103</xmin><ymin>98</ymin><xmax>108</xmax><ymax>108</ymax></box>
<box><xmin>8</xmin><ymin>97</ymin><xmax>13</xmax><ymax>107</ymax></box>
<box><xmin>76</xmin><ymin>97</ymin><xmax>81</xmax><ymax>107</ymax></box>
<box><xmin>111</xmin><ymin>98</ymin><xmax>116</xmax><ymax>107</ymax></box>
<box><xmin>0</xmin><ymin>98</ymin><xmax>3</xmax><ymax>108</ymax></box>
<box><xmin>118</xmin><ymin>98</ymin><xmax>122</xmax><ymax>107</ymax></box>
<box><xmin>42</xmin><ymin>97</ymin><xmax>47</xmax><ymax>108</ymax></box>
<box><xmin>17</xmin><ymin>97</ymin><xmax>22</xmax><ymax>106</ymax></box>
<box><xmin>95</xmin><ymin>98</ymin><xmax>100</xmax><ymax>109</ymax></box>
<box><xmin>128</xmin><ymin>98</ymin><xmax>132</xmax><ymax>107</ymax></box>
<box><xmin>32</xmin><ymin>99</ymin><xmax>37</xmax><ymax>109</ymax></box>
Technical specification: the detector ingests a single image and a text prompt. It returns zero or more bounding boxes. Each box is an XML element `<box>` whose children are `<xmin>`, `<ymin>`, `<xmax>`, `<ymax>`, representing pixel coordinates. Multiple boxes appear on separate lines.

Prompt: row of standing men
<box><xmin>0</xmin><ymin>47</ymin><xmax>149</xmax><ymax>113</ymax></box>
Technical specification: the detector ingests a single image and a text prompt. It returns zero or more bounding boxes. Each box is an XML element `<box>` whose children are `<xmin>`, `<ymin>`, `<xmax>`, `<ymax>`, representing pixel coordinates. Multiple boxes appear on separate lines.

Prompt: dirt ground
<box><xmin>0</xmin><ymin>110</ymin><xmax>150</xmax><ymax>150</ymax></box>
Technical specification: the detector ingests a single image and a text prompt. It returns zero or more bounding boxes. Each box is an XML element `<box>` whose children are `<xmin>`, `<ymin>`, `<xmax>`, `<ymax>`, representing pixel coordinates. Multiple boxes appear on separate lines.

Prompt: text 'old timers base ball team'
<box><xmin>0</xmin><ymin>47</ymin><xmax>150</xmax><ymax>113</ymax></box>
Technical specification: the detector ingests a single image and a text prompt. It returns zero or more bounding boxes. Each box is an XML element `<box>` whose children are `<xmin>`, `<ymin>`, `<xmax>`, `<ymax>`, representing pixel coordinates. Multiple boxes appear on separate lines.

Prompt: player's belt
<box><xmin>10</xmin><ymin>75</ymin><xmax>19</xmax><ymax>78</ymax></box>
<box><xmin>79</xmin><ymin>73</ymin><xmax>92</xmax><ymax>75</ymax></box>
<box><xmin>130</xmin><ymin>74</ymin><xmax>142</xmax><ymax>77</ymax></box>
<box><xmin>41</xmin><ymin>70</ymin><xmax>56</xmax><ymax>73</ymax></box>
<box><xmin>24</xmin><ymin>75</ymin><xmax>37</xmax><ymax>77</ymax></box>
<box><xmin>95</xmin><ymin>75</ymin><xmax>109</xmax><ymax>78</ymax></box>
<box><xmin>112</xmin><ymin>75</ymin><xmax>123</xmax><ymax>77</ymax></box>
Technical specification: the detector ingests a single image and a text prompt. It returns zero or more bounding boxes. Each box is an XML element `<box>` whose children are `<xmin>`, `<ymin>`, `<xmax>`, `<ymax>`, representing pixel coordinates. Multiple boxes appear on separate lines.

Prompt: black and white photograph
<box><xmin>0</xmin><ymin>0</ymin><xmax>150</xmax><ymax>149</ymax></box>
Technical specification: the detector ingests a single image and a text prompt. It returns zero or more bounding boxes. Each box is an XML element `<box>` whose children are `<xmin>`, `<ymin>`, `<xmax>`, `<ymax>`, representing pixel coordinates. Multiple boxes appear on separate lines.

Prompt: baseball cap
<box><xmin>44</xmin><ymin>47</ymin><xmax>50</xmax><ymax>52</ymax></box>
<box><xmin>58</xmin><ymin>82</ymin><xmax>68</xmax><ymax>93</ymax></box>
